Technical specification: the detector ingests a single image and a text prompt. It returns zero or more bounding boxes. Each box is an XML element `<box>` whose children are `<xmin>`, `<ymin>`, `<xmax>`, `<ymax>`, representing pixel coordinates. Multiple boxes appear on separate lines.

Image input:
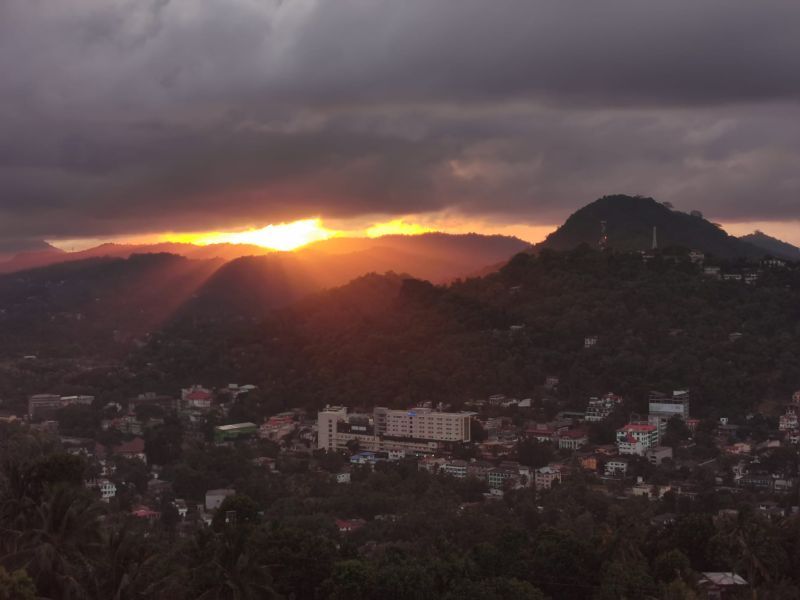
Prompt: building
<box><xmin>697</xmin><ymin>573</ymin><xmax>748</xmax><ymax>599</ymax></box>
<box><xmin>557</xmin><ymin>429</ymin><xmax>588</xmax><ymax>450</ymax></box>
<box><xmin>605</xmin><ymin>458</ymin><xmax>629</xmax><ymax>476</ymax></box>
<box><xmin>584</xmin><ymin>393</ymin><xmax>622</xmax><ymax>422</ymax></box>
<box><xmin>205</xmin><ymin>488</ymin><xmax>235</xmax><ymax>511</ymax></box>
<box><xmin>648</xmin><ymin>390</ymin><xmax>690</xmax><ymax>437</ymax></box>
<box><xmin>181</xmin><ymin>385</ymin><xmax>213</xmax><ymax>410</ymax></box>
<box><xmin>534</xmin><ymin>466</ymin><xmax>561</xmax><ymax>490</ymax></box>
<box><xmin>487</xmin><ymin>466</ymin><xmax>519</xmax><ymax>490</ymax></box>
<box><xmin>317</xmin><ymin>406</ymin><xmax>471</xmax><ymax>454</ymax></box>
<box><xmin>617</xmin><ymin>423</ymin><xmax>659</xmax><ymax>456</ymax></box>
<box><xmin>779</xmin><ymin>408</ymin><xmax>798</xmax><ymax>432</ymax></box>
<box><xmin>374</xmin><ymin>407</ymin><xmax>471</xmax><ymax>442</ymax></box>
<box><xmin>443</xmin><ymin>460</ymin><xmax>468</xmax><ymax>478</ymax></box>
<box><xmin>28</xmin><ymin>394</ymin><xmax>94</xmax><ymax>420</ymax></box>
<box><xmin>645</xmin><ymin>446</ymin><xmax>673</xmax><ymax>465</ymax></box>
<box><xmin>584</xmin><ymin>336</ymin><xmax>599</xmax><ymax>349</ymax></box>
<box><xmin>214</xmin><ymin>422</ymin><xmax>258</xmax><ymax>443</ymax></box>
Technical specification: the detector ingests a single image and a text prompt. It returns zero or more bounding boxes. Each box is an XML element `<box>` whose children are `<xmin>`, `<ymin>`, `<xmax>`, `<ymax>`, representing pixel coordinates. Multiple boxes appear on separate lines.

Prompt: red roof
<box><xmin>560</xmin><ymin>429</ymin><xmax>588</xmax><ymax>439</ymax></box>
<box><xmin>131</xmin><ymin>506</ymin><xmax>160</xmax><ymax>518</ymax></box>
<box><xmin>115</xmin><ymin>437</ymin><xmax>145</xmax><ymax>454</ymax></box>
<box><xmin>186</xmin><ymin>390</ymin><xmax>211</xmax><ymax>401</ymax></box>
<box><xmin>620</xmin><ymin>424</ymin><xmax>656</xmax><ymax>433</ymax></box>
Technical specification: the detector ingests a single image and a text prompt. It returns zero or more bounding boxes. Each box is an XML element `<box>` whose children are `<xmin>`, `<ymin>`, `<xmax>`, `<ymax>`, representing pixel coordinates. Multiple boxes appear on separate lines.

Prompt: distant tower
<box><xmin>652</xmin><ymin>226</ymin><xmax>658</xmax><ymax>250</ymax></box>
<box><xmin>599</xmin><ymin>220</ymin><xmax>608</xmax><ymax>250</ymax></box>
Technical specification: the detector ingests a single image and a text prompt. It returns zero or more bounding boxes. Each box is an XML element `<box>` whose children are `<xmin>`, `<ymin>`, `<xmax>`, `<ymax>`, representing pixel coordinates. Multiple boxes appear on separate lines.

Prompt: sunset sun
<box><xmin>173</xmin><ymin>218</ymin><xmax>336</xmax><ymax>251</ymax></box>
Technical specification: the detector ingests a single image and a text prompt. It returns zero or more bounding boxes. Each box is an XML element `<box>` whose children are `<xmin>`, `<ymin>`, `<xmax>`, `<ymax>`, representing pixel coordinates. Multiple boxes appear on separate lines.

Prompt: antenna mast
<box><xmin>599</xmin><ymin>220</ymin><xmax>608</xmax><ymax>250</ymax></box>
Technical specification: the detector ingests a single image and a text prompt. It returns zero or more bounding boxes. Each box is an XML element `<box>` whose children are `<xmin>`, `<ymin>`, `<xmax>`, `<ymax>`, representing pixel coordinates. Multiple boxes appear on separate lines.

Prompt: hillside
<box><xmin>740</xmin><ymin>231</ymin><xmax>800</xmax><ymax>261</ymax></box>
<box><xmin>0</xmin><ymin>232</ymin><xmax>528</xmax><ymax>276</ymax></box>
<box><xmin>133</xmin><ymin>248</ymin><xmax>800</xmax><ymax>416</ymax></box>
<box><xmin>0</xmin><ymin>253</ymin><xmax>222</xmax><ymax>359</ymax></box>
<box><xmin>537</xmin><ymin>195</ymin><xmax>764</xmax><ymax>258</ymax></box>
<box><xmin>182</xmin><ymin>234</ymin><xmax>527</xmax><ymax>319</ymax></box>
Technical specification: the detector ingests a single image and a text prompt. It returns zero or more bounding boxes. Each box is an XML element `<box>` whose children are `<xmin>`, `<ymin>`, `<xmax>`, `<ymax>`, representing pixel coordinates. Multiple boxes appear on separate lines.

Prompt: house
<box><xmin>335</xmin><ymin>471</ymin><xmax>351</xmax><ymax>484</ymax></box>
<box><xmin>605</xmin><ymin>458</ymin><xmax>629</xmax><ymax>476</ymax></box>
<box><xmin>443</xmin><ymin>460</ymin><xmax>468</xmax><ymax>478</ymax></box>
<box><xmin>584</xmin><ymin>336</ymin><xmax>599</xmax><ymax>349</ymax></box>
<box><xmin>174</xmin><ymin>499</ymin><xmax>188</xmax><ymax>519</ymax></box>
<box><xmin>645</xmin><ymin>446</ymin><xmax>673</xmax><ymax>466</ymax></box>
<box><xmin>181</xmin><ymin>385</ymin><xmax>213</xmax><ymax>410</ymax></box>
<box><xmin>697</xmin><ymin>572</ymin><xmax>748</xmax><ymax>599</ymax></box>
<box><xmin>557</xmin><ymin>429</ymin><xmax>588</xmax><ymax>450</ymax></box>
<box><xmin>131</xmin><ymin>506</ymin><xmax>160</xmax><ymax>520</ymax></box>
<box><xmin>534</xmin><ymin>466</ymin><xmax>561</xmax><ymax>490</ymax></box>
<box><xmin>95</xmin><ymin>437</ymin><xmax>147</xmax><ymax>464</ymax></box>
<box><xmin>336</xmin><ymin>518</ymin><xmax>365</xmax><ymax>533</ymax></box>
<box><xmin>205</xmin><ymin>488</ymin><xmax>236</xmax><ymax>511</ymax></box>
<box><xmin>616</xmin><ymin>423</ymin><xmax>658</xmax><ymax>456</ymax></box>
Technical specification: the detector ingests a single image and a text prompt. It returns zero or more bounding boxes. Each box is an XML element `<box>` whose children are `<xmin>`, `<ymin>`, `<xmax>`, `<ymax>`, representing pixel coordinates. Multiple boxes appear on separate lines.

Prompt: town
<box><xmin>6</xmin><ymin>373</ymin><xmax>800</xmax><ymax>598</ymax></box>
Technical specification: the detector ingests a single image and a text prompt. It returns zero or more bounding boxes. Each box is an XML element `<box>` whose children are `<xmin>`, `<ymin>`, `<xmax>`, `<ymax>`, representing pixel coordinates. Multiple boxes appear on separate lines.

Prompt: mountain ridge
<box><xmin>536</xmin><ymin>194</ymin><xmax>765</xmax><ymax>259</ymax></box>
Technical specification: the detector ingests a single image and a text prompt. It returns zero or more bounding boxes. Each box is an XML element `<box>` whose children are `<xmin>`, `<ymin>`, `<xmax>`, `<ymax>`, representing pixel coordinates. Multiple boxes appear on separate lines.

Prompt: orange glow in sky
<box><xmin>168</xmin><ymin>218</ymin><xmax>337</xmax><ymax>251</ymax></box>
<box><xmin>365</xmin><ymin>219</ymin><xmax>434</xmax><ymax>238</ymax></box>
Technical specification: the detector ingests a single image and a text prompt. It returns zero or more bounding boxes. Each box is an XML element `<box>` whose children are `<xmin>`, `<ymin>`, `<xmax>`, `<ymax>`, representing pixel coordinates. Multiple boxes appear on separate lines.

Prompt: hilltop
<box><xmin>740</xmin><ymin>230</ymin><xmax>800</xmax><ymax>261</ymax></box>
<box><xmin>537</xmin><ymin>195</ymin><xmax>764</xmax><ymax>258</ymax></box>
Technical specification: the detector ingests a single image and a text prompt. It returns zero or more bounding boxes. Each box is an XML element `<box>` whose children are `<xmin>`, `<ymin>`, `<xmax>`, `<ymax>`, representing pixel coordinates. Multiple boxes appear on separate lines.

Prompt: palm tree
<box><xmin>5</xmin><ymin>486</ymin><xmax>105</xmax><ymax>599</ymax></box>
<box><xmin>189</xmin><ymin>529</ymin><xmax>279</xmax><ymax>600</ymax></box>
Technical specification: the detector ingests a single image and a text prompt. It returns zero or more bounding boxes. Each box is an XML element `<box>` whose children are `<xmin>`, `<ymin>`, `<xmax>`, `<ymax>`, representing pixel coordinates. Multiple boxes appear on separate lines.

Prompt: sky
<box><xmin>1</xmin><ymin>0</ymin><xmax>800</xmax><ymax>250</ymax></box>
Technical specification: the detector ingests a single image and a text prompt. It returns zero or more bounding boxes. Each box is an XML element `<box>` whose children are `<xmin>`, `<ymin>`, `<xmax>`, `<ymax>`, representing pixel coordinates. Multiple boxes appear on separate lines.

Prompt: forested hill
<box><xmin>537</xmin><ymin>195</ymin><xmax>764</xmax><ymax>258</ymax></box>
<box><xmin>134</xmin><ymin>248</ymin><xmax>800</xmax><ymax>417</ymax></box>
<box><xmin>740</xmin><ymin>231</ymin><xmax>800</xmax><ymax>261</ymax></box>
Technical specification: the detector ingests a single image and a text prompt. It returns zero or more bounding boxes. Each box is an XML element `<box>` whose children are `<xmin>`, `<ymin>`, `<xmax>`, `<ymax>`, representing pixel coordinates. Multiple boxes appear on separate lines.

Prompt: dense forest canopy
<box><xmin>124</xmin><ymin>247</ymin><xmax>800</xmax><ymax>420</ymax></box>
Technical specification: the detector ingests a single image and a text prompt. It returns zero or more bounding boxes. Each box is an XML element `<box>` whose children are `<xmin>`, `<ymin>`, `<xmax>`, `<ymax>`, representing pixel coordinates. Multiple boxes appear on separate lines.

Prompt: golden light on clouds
<box><xmin>365</xmin><ymin>219</ymin><xmax>435</xmax><ymax>238</ymax></box>
<box><xmin>169</xmin><ymin>218</ymin><xmax>337</xmax><ymax>251</ymax></box>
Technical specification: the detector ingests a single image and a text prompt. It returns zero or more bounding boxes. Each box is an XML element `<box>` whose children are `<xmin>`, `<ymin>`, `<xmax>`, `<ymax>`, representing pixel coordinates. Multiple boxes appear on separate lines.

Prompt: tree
<box><xmin>517</xmin><ymin>440</ymin><xmax>554</xmax><ymax>469</ymax></box>
<box><xmin>320</xmin><ymin>560</ymin><xmax>378</xmax><ymax>600</ymax></box>
<box><xmin>0</xmin><ymin>567</ymin><xmax>35</xmax><ymax>600</ymax></box>
<box><xmin>212</xmin><ymin>495</ymin><xmax>261</xmax><ymax>531</ymax></box>
<box><xmin>661</xmin><ymin>416</ymin><xmax>690</xmax><ymax>449</ymax></box>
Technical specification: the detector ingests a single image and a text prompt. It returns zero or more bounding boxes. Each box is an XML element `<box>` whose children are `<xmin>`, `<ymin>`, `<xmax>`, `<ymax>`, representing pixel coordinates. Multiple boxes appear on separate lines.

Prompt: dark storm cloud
<box><xmin>0</xmin><ymin>0</ymin><xmax>799</xmax><ymax>239</ymax></box>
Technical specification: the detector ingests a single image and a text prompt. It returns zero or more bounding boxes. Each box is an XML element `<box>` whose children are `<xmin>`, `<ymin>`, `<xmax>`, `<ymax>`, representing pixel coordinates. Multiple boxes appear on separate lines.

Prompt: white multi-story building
<box><xmin>374</xmin><ymin>407</ymin><xmax>471</xmax><ymax>442</ymax></box>
<box><xmin>616</xmin><ymin>423</ymin><xmax>659</xmax><ymax>456</ymax></box>
<box><xmin>584</xmin><ymin>393</ymin><xmax>622</xmax><ymax>422</ymax></box>
<box><xmin>317</xmin><ymin>406</ymin><xmax>472</xmax><ymax>454</ymax></box>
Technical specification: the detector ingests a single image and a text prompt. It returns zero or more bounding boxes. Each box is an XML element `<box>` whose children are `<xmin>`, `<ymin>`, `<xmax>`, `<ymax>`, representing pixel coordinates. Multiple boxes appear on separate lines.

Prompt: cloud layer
<box><xmin>1</xmin><ymin>0</ymin><xmax>799</xmax><ymax>240</ymax></box>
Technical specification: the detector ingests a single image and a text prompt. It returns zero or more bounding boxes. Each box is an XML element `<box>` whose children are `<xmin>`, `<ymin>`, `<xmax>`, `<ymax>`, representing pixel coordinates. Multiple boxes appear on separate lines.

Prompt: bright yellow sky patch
<box><xmin>170</xmin><ymin>218</ymin><xmax>337</xmax><ymax>251</ymax></box>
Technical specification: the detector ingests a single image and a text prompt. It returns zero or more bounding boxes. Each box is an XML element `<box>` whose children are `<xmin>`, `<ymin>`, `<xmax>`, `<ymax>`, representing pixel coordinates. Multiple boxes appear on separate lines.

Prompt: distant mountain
<box><xmin>0</xmin><ymin>232</ymin><xmax>528</xmax><ymax>354</ymax></box>
<box><xmin>537</xmin><ymin>194</ymin><xmax>765</xmax><ymax>259</ymax></box>
<box><xmin>0</xmin><ymin>232</ymin><xmax>528</xmax><ymax>276</ymax></box>
<box><xmin>184</xmin><ymin>233</ymin><xmax>528</xmax><ymax>318</ymax></box>
<box><xmin>0</xmin><ymin>253</ymin><xmax>222</xmax><ymax>357</ymax></box>
<box><xmin>739</xmin><ymin>231</ymin><xmax>800</xmax><ymax>261</ymax></box>
<box><xmin>0</xmin><ymin>239</ymin><xmax>62</xmax><ymax>261</ymax></box>
<box><xmin>0</xmin><ymin>241</ymin><xmax>272</xmax><ymax>273</ymax></box>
